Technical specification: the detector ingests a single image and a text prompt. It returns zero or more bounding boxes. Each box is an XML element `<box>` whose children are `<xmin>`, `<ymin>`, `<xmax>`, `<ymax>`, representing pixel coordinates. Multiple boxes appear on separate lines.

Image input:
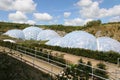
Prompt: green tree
<box><xmin>85</xmin><ymin>20</ymin><xmax>101</xmax><ymax>27</ymax></box>
<box><xmin>94</xmin><ymin>63</ymin><xmax>108</xmax><ymax>80</ymax></box>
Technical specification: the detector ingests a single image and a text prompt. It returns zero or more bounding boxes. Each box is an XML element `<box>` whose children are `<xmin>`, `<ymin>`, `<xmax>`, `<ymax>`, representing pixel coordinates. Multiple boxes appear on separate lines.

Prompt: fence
<box><xmin>0</xmin><ymin>43</ymin><xmax>120</xmax><ymax>80</ymax></box>
<box><xmin>16</xmin><ymin>46</ymin><xmax>111</xmax><ymax>80</ymax></box>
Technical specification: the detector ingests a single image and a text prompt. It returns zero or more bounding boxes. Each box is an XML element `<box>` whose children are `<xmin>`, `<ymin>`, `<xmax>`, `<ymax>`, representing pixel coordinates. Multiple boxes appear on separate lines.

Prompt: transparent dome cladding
<box><xmin>23</xmin><ymin>26</ymin><xmax>43</xmax><ymax>40</ymax></box>
<box><xmin>37</xmin><ymin>30</ymin><xmax>61</xmax><ymax>41</ymax></box>
<box><xmin>97</xmin><ymin>37</ymin><xmax>120</xmax><ymax>53</ymax></box>
<box><xmin>4</xmin><ymin>29</ymin><xmax>25</xmax><ymax>39</ymax></box>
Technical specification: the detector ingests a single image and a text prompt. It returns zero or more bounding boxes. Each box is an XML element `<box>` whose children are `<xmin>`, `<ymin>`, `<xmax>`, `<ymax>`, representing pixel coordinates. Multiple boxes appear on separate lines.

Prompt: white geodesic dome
<box><xmin>23</xmin><ymin>26</ymin><xmax>42</xmax><ymax>40</ymax></box>
<box><xmin>46</xmin><ymin>31</ymin><xmax>97</xmax><ymax>50</ymax></box>
<box><xmin>3</xmin><ymin>39</ymin><xmax>16</xmax><ymax>43</ymax></box>
<box><xmin>37</xmin><ymin>30</ymin><xmax>60</xmax><ymax>41</ymax></box>
<box><xmin>61</xmin><ymin>31</ymin><xmax>97</xmax><ymax>50</ymax></box>
<box><xmin>46</xmin><ymin>37</ymin><xmax>63</xmax><ymax>46</ymax></box>
<box><xmin>4</xmin><ymin>29</ymin><xmax>25</xmax><ymax>39</ymax></box>
<box><xmin>97</xmin><ymin>37</ymin><xmax>120</xmax><ymax>53</ymax></box>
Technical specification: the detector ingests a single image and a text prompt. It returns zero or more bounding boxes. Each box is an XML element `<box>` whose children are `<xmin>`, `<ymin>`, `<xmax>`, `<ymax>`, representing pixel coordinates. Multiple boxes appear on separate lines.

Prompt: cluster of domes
<box><xmin>4</xmin><ymin>26</ymin><xmax>60</xmax><ymax>41</ymax></box>
<box><xmin>46</xmin><ymin>31</ymin><xmax>120</xmax><ymax>53</ymax></box>
<box><xmin>46</xmin><ymin>31</ymin><xmax>97</xmax><ymax>50</ymax></box>
<box><xmin>4</xmin><ymin>26</ymin><xmax>120</xmax><ymax>53</ymax></box>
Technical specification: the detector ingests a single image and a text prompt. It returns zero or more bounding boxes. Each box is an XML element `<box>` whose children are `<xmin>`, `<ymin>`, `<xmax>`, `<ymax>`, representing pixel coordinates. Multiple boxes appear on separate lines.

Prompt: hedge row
<box><xmin>34</xmin><ymin>44</ymin><xmax>120</xmax><ymax>64</ymax></box>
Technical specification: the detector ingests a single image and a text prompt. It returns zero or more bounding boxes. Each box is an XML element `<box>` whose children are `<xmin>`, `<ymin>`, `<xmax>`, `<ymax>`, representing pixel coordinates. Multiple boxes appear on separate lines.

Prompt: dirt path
<box><xmin>0</xmin><ymin>46</ymin><xmax>63</xmax><ymax>75</ymax></box>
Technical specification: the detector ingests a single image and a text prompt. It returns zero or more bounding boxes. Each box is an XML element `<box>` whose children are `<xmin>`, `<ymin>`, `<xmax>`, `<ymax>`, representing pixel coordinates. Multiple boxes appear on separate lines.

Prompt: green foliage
<box><xmin>0</xmin><ymin>22</ymin><xmax>29</xmax><ymax>33</ymax></box>
<box><xmin>97</xmin><ymin>63</ymin><xmax>106</xmax><ymax>69</ymax></box>
<box><xmin>79</xmin><ymin>58</ymin><xmax>83</xmax><ymax>63</ymax></box>
<box><xmin>86</xmin><ymin>61</ymin><xmax>92</xmax><ymax>73</ymax></box>
<box><xmin>39</xmin><ymin>25</ymin><xmax>83</xmax><ymax>33</ymax></box>
<box><xmin>94</xmin><ymin>63</ymin><xmax>108</xmax><ymax>80</ymax></box>
<box><xmin>36</xmin><ymin>44</ymin><xmax>120</xmax><ymax>64</ymax></box>
<box><xmin>85</xmin><ymin>20</ymin><xmax>101</xmax><ymax>27</ymax></box>
<box><xmin>57</xmin><ymin>59</ymin><xmax>108</xmax><ymax>80</ymax></box>
<box><xmin>78</xmin><ymin>58</ymin><xmax>85</xmax><ymax>70</ymax></box>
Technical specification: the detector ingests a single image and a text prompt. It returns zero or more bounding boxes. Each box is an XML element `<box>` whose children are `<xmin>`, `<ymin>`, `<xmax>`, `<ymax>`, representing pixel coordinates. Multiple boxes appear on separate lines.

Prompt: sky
<box><xmin>0</xmin><ymin>0</ymin><xmax>120</xmax><ymax>26</ymax></box>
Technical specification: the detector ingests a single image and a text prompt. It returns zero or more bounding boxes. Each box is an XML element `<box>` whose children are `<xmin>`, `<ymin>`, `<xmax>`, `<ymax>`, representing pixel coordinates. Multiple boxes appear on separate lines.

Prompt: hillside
<box><xmin>85</xmin><ymin>23</ymin><xmax>120</xmax><ymax>42</ymax></box>
<box><xmin>0</xmin><ymin>21</ymin><xmax>120</xmax><ymax>41</ymax></box>
<box><xmin>0</xmin><ymin>22</ymin><xmax>29</xmax><ymax>33</ymax></box>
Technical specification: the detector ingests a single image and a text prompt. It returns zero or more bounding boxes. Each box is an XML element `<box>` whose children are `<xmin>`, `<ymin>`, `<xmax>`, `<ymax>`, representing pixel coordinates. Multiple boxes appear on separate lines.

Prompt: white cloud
<box><xmin>13</xmin><ymin>0</ymin><xmax>36</xmax><ymax>13</ymax></box>
<box><xmin>26</xmin><ymin>20</ymin><xmax>36</xmax><ymax>25</ymax></box>
<box><xmin>8</xmin><ymin>11</ymin><xmax>27</xmax><ymax>22</ymax></box>
<box><xmin>107</xmin><ymin>5</ymin><xmax>120</xmax><ymax>17</ymax></box>
<box><xmin>94</xmin><ymin>0</ymin><xmax>103</xmax><ymax>3</ymax></box>
<box><xmin>109</xmin><ymin>16</ymin><xmax>120</xmax><ymax>22</ymax></box>
<box><xmin>64</xmin><ymin>18</ymin><xmax>93</xmax><ymax>26</ymax></box>
<box><xmin>9</xmin><ymin>12</ymin><xmax>36</xmax><ymax>24</ymax></box>
<box><xmin>77</xmin><ymin>0</ymin><xmax>120</xmax><ymax>19</ymax></box>
<box><xmin>80</xmin><ymin>2</ymin><xmax>99</xmax><ymax>18</ymax></box>
<box><xmin>64</xmin><ymin>18</ymin><xmax>84</xmax><ymax>26</ymax></box>
<box><xmin>64</xmin><ymin>12</ymin><xmax>71</xmax><ymax>18</ymax></box>
<box><xmin>84</xmin><ymin>19</ymin><xmax>93</xmax><ymax>24</ymax></box>
<box><xmin>0</xmin><ymin>0</ymin><xmax>36</xmax><ymax>13</ymax></box>
<box><xmin>33</xmin><ymin>13</ymin><xmax>53</xmax><ymax>21</ymax></box>
<box><xmin>0</xmin><ymin>0</ymin><xmax>13</xmax><ymax>10</ymax></box>
<box><xmin>76</xmin><ymin>0</ymin><xmax>92</xmax><ymax>7</ymax></box>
